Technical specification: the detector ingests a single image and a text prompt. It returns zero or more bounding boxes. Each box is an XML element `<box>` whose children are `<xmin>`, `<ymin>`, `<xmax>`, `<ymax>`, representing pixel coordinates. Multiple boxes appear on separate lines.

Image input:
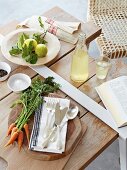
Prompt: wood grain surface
<box><xmin>0</xmin><ymin>6</ymin><xmax>118</xmax><ymax>170</ymax></box>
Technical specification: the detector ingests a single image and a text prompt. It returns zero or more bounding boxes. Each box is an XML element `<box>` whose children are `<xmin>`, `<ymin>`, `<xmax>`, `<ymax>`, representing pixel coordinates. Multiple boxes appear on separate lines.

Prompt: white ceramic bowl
<box><xmin>7</xmin><ymin>73</ymin><xmax>31</xmax><ymax>93</ymax></box>
<box><xmin>0</xmin><ymin>62</ymin><xmax>11</xmax><ymax>81</ymax></box>
<box><xmin>1</xmin><ymin>28</ymin><xmax>60</xmax><ymax>66</ymax></box>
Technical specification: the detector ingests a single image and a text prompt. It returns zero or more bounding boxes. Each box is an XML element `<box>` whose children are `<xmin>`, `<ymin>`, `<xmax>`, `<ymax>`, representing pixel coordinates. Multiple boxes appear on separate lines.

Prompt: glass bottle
<box><xmin>70</xmin><ymin>33</ymin><xmax>89</xmax><ymax>82</ymax></box>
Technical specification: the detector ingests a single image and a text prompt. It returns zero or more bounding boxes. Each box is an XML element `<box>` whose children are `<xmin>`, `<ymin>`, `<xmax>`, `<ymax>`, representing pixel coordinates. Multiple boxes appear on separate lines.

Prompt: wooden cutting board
<box><xmin>0</xmin><ymin>97</ymin><xmax>87</xmax><ymax>169</ymax></box>
<box><xmin>25</xmin><ymin>117</ymin><xmax>83</xmax><ymax>161</ymax></box>
<box><xmin>7</xmin><ymin>102</ymin><xmax>86</xmax><ymax>160</ymax></box>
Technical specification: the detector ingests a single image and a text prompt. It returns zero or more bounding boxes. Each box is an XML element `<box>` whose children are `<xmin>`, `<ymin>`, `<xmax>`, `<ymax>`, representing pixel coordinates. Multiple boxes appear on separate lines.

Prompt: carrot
<box><xmin>18</xmin><ymin>131</ymin><xmax>24</xmax><ymax>152</ymax></box>
<box><xmin>11</xmin><ymin>127</ymin><xmax>18</xmax><ymax>137</ymax></box>
<box><xmin>4</xmin><ymin>131</ymin><xmax>19</xmax><ymax>147</ymax></box>
<box><xmin>7</xmin><ymin>123</ymin><xmax>15</xmax><ymax>136</ymax></box>
<box><xmin>24</xmin><ymin>123</ymin><xmax>29</xmax><ymax>145</ymax></box>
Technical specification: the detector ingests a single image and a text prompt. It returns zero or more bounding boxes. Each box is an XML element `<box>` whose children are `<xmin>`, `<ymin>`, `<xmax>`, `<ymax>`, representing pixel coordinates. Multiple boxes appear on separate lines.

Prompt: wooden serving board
<box><xmin>25</xmin><ymin>117</ymin><xmax>83</xmax><ymax>161</ymax></box>
<box><xmin>0</xmin><ymin>94</ymin><xmax>87</xmax><ymax>169</ymax></box>
<box><xmin>7</xmin><ymin>100</ymin><xmax>86</xmax><ymax>161</ymax></box>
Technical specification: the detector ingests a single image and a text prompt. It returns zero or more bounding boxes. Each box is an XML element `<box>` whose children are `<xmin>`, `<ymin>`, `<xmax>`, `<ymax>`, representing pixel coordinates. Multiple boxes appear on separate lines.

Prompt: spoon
<box><xmin>66</xmin><ymin>105</ymin><xmax>79</xmax><ymax>120</ymax></box>
<box><xmin>60</xmin><ymin>105</ymin><xmax>79</xmax><ymax>127</ymax></box>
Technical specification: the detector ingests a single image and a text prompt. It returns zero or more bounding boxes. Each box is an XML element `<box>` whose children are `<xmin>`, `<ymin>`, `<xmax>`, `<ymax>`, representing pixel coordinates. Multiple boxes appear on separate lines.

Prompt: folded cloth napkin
<box><xmin>17</xmin><ymin>16</ymin><xmax>81</xmax><ymax>44</ymax></box>
<box><xmin>29</xmin><ymin>97</ymin><xmax>70</xmax><ymax>154</ymax></box>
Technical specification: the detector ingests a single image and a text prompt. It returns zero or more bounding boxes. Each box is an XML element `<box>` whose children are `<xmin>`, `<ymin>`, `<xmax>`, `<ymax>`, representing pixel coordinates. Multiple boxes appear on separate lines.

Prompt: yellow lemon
<box><xmin>23</xmin><ymin>39</ymin><xmax>37</xmax><ymax>50</ymax></box>
<box><xmin>35</xmin><ymin>44</ymin><xmax>48</xmax><ymax>58</ymax></box>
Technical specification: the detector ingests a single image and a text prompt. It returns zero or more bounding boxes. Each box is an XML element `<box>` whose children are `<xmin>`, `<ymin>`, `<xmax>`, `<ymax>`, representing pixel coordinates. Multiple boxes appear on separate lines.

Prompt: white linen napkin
<box><xmin>17</xmin><ymin>16</ymin><xmax>81</xmax><ymax>44</ymax></box>
<box><xmin>30</xmin><ymin>97</ymin><xmax>70</xmax><ymax>154</ymax></box>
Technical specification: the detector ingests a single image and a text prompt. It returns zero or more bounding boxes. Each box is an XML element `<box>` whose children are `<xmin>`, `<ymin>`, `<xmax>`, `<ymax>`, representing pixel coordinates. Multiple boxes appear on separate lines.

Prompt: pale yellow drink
<box><xmin>96</xmin><ymin>60</ymin><xmax>110</xmax><ymax>79</ymax></box>
<box><xmin>70</xmin><ymin>33</ymin><xmax>89</xmax><ymax>82</ymax></box>
<box><xmin>71</xmin><ymin>48</ymin><xmax>89</xmax><ymax>82</ymax></box>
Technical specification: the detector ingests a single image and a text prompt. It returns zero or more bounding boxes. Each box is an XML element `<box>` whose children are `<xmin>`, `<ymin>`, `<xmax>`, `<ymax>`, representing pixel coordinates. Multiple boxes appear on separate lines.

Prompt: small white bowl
<box><xmin>0</xmin><ymin>62</ymin><xmax>11</xmax><ymax>81</ymax></box>
<box><xmin>7</xmin><ymin>73</ymin><xmax>31</xmax><ymax>93</ymax></box>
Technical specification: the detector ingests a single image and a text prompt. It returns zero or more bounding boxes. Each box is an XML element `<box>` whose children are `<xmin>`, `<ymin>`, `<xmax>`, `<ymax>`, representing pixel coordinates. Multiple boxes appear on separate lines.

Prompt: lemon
<box><xmin>23</xmin><ymin>39</ymin><xmax>37</xmax><ymax>50</ymax></box>
<box><xmin>35</xmin><ymin>44</ymin><xmax>48</xmax><ymax>58</ymax></box>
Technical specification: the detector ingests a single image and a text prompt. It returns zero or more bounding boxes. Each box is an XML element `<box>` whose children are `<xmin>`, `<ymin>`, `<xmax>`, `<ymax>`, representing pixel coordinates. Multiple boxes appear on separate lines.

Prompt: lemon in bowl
<box><xmin>35</xmin><ymin>44</ymin><xmax>48</xmax><ymax>57</ymax></box>
<box><xmin>23</xmin><ymin>38</ymin><xmax>37</xmax><ymax>50</ymax></box>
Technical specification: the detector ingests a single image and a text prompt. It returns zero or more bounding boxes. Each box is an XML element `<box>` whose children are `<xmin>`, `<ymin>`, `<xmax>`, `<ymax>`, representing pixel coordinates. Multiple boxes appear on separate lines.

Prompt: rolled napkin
<box><xmin>17</xmin><ymin>16</ymin><xmax>81</xmax><ymax>44</ymax></box>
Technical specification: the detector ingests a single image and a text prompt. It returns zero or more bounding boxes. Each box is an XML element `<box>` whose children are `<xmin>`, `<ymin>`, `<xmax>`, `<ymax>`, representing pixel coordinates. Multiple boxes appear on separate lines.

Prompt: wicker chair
<box><xmin>87</xmin><ymin>0</ymin><xmax>127</xmax><ymax>58</ymax></box>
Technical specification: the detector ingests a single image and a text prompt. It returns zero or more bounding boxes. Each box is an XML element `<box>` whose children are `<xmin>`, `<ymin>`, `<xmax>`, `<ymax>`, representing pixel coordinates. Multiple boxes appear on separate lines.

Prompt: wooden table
<box><xmin>0</xmin><ymin>6</ymin><xmax>118</xmax><ymax>170</ymax></box>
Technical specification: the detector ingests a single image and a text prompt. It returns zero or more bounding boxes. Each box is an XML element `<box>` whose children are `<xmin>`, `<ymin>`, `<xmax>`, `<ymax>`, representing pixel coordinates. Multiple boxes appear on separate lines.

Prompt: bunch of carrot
<box><xmin>5</xmin><ymin>77</ymin><xmax>60</xmax><ymax>151</ymax></box>
<box><xmin>6</xmin><ymin>123</ymin><xmax>29</xmax><ymax>151</ymax></box>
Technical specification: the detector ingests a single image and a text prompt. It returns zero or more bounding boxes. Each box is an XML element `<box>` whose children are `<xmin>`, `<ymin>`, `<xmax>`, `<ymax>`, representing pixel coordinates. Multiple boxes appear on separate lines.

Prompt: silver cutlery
<box><xmin>43</xmin><ymin>98</ymin><xmax>59</xmax><ymax>138</ymax></box>
<box><xmin>55</xmin><ymin>103</ymin><xmax>68</xmax><ymax>150</ymax></box>
<box><xmin>41</xmin><ymin>103</ymin><xmax>68</xmax><ymax>149</ymax></box>
<box><xmin>61</xmin><ymin>105</ymin><xmax>79</xmax><ymax>128</ymax></box>
<box><xmin>41</xmin><ymin>126</ymin><xmax>57</xmax><ymax>148</ymax></box>
<box><xmin>50</xmin><ymin>105</ymin><xmax>78</xmax><ymax>142</ymax></box>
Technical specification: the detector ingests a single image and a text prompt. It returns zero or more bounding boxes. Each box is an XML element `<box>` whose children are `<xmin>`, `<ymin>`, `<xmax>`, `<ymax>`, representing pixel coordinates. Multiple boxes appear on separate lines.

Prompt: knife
<box><xmin>55</xmin><ymin>103</ymin><xmax>67</xmax><ymax>125</ymax></box>
<box><xmin>55</xmin><ymin>103</ymin><xmax>68</xmax><ymax>150</ymax></box>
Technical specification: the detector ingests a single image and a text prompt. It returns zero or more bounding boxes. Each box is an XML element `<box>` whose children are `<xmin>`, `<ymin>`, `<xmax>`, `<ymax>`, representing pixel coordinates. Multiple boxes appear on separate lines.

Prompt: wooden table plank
<box><xmin>79</xmin><ymin>75</ymin><xmax>101</xmax><ymax>103</ymax></box>
<box><xmin>64</xmin><ymin>112</ymin><xmax>118</xmax><ymax>170</ymax></box>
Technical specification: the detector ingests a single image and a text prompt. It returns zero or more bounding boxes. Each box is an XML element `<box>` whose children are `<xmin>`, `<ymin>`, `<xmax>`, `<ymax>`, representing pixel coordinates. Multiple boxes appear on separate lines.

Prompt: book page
<box><xmin>96</xmin><ymin>76</ymin><xmax>127</xmax><ymax>127</ymax></box>
<box><xmin>109</xmin><ymin>76</ymin><xmax>127</xmax><ymax>115</ymax></box>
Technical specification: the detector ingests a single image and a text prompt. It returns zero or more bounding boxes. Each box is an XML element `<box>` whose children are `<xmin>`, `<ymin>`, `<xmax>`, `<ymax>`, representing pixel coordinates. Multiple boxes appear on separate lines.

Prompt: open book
<box><xmin>96</xmin><ymin>76</ymin><xmax>127</xmax><ymax>128</ymax></box>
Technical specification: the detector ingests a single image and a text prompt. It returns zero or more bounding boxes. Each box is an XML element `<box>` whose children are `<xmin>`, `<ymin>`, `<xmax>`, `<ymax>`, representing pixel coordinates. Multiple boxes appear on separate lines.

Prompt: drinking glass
<box><xmin>96</xmin><ymin>56</ymin><xmax>111</xmax><ymax>80</ymax></box>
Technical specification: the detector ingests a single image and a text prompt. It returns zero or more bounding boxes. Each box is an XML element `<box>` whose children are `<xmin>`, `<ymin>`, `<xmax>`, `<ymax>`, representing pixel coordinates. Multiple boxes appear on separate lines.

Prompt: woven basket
<box><xmin>87</xmin><ymin>0</ymin><xmax>127</xmax><ymax>58</ymax></box>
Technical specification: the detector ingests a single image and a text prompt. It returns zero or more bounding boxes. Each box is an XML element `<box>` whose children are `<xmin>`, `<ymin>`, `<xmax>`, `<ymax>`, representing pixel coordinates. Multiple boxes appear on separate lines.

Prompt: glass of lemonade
<box><xmin>96</xmin><ymin>56</ymin><xmax>111</xmax><ymax>80</ymax></box>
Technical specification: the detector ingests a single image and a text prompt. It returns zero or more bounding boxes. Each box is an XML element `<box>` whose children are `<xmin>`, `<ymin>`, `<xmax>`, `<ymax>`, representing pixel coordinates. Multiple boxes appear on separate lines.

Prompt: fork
<box><xmin>42</xmin><ymin>102</ymin><xmax>67</xmax><ymax>149</ymax></box>
<box><xmin>43</xmin><ymin>98</ymin><xmax>58</xmax><ymax>138</ymax></box>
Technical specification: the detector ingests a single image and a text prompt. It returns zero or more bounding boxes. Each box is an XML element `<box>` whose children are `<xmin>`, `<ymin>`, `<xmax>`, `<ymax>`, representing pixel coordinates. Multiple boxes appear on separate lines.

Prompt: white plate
<box><xmin>7</xmin><ymin>73</ymin><xmax>31</xmax><ymax>93</ymax></box>
<box><xmin>1</xmin><ymin>28</ymin><xmax>61</xmax><ymax>66</ymax></box>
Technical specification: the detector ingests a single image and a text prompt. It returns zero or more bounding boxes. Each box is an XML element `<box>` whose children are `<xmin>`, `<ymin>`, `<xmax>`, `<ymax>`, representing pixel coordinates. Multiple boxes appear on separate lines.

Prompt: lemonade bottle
<box><xmin>70</xmin><ymin>33</ymin><xmax>89</xmax><ymax>82</ymax></box>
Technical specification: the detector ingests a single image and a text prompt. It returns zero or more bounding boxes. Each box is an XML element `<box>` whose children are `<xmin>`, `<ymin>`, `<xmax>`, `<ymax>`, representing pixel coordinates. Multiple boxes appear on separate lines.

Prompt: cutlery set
<box><xmin>42</xmin><ymin>100</ymin><xmax>68</xmax><ymax>150</ymax></box>
<box><xmin>29</xmin><ymin>97</ymin><xmax>78</xmax><ymax>153</ymax></box>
